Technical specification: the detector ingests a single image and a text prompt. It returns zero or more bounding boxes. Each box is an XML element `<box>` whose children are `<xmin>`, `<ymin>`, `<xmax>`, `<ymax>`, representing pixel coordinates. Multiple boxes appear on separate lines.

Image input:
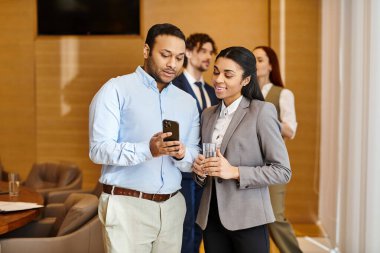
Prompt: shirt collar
<box><xmin>183</xmin><ymin>70</ymin><xmax>205</xmax><ymax>86</ymax></box>
<box><xmin>220</xmin><ymin>96</ymin><xmax>243</xmax><ymax>117</ymax></box>
<box><xmin>135</xmin><ymin>66</ymin><xmax>173</xmax><ymax>92</ymax></box>
<box><xmin>261</xmin><ymin>82</ymin><xmax>273</xmax><ymax>95</ymax></box>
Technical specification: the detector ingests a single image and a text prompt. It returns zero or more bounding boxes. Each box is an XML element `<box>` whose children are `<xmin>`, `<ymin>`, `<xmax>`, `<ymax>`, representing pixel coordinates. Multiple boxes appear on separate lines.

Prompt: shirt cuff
<box><xmin>134</xmin><ymin>142</ymin><xmax>153</xmax><ymax>161</ymax></box>
<box><xmin>196</xmin><ymin>174</ymin><xmax>206</xmax><ymax>182</ymax></box>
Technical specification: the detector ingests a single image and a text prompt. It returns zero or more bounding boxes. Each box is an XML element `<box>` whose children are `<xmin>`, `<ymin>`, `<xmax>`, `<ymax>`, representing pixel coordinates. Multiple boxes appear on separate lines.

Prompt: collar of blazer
<box><xmin>204</xmin><ymin>97</ymin><xmax>250</xmax><ymax>155</ymax></box>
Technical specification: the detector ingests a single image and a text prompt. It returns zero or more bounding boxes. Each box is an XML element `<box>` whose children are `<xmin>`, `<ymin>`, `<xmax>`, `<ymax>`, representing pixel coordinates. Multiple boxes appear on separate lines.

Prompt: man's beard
<box><xmin>197</xmin><ymin>61</ymin><xmax>210</xmax><ymax>72</ymax></box>
<box><xmin>146</xmin><ymin>58</ymin><xmax>171</xmax><ymax>85</ymax></box>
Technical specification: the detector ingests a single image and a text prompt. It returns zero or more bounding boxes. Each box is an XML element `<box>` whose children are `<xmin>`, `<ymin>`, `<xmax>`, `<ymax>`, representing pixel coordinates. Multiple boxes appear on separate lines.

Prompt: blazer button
<box><xmin>217</xmin><ymin>178</ymin><xmax>223</xmax><ymax>183</ymax></box>
<box><xmin>245</xmin><ymin>185</ymin><xmax>249</xmax><ymax>189</ymax></box>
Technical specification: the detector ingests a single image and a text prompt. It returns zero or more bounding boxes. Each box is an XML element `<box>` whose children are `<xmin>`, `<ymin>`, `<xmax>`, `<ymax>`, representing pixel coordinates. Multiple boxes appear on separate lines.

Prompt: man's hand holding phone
<box><xmin>149</xmin><ymin>120</ymin><xmax>185</xmax><ymax>159</ymax></box>
<box><xmin>149</xmin><ymin>132</ymin><xmax>186</xmax><ymax>159</ymax></box>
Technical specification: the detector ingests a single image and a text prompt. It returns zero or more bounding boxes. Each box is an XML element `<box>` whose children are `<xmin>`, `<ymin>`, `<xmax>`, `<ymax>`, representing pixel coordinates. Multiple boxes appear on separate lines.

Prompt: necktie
<box><xmin>195</xmin><ymin>81</ymin><xmax>207</xmax><ymax>111</ymax></box>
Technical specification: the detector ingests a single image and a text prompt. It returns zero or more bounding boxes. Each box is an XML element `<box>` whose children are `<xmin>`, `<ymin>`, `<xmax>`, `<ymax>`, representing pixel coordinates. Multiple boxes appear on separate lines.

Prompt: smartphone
<box><xmin>162</xmin><ymin>119</ymin><xmax>179</xmax><ymax>142</ymax></box>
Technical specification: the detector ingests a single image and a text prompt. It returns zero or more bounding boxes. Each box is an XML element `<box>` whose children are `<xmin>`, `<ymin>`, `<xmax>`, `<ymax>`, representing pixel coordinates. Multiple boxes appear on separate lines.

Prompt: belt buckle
<box><xmin>111</xmin><ymin>185</ymin><xmax>115</xmax><ymax>195</ymax></box>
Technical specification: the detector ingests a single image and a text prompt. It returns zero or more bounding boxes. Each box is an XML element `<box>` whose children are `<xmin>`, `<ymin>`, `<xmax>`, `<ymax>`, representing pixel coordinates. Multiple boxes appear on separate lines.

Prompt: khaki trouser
<box><xmin>99</xmin><ymin>191</ymin><xmax>186</xmax><ymax>253</ymax></box>
<box><xmin>268</xmin><ymin>184</ymin><xmax>303</xmax><ymax>253</ymax></box>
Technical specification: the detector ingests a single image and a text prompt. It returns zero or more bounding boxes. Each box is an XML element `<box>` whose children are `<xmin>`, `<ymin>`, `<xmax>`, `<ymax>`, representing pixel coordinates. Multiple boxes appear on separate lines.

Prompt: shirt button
<box><xmin>245</xmin><ymin>185</ymin><xmax>249</xmax><ymax>189</ymax></box>
<box><xmin>217</xmin><ymin>178</ymin><xmax>223</xmax><ymax>183</ymax></box>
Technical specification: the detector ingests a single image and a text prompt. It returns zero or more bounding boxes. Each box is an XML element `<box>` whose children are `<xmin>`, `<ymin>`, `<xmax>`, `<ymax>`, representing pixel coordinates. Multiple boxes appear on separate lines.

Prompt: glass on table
<box><xmin>8</xmin><ymin>172</ymin><xmax>20</xmax><ymax>197</ymax></box>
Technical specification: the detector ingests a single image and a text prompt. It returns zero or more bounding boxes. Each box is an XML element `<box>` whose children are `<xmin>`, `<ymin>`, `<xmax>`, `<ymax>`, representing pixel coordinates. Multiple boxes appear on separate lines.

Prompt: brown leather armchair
<box><xmin>0</xmin><ymin>193</ymin><xmax>104</xmax><ymax>253</ymax></box>
<box><xmin>23</xmin><ymin>163</ymin><xmax>82</xmax><ymax>201</ymax></box>
<box><xmin>46</xmin><ymin>181</ymin><xmax>102</xmax><ymax>204</ymax></box>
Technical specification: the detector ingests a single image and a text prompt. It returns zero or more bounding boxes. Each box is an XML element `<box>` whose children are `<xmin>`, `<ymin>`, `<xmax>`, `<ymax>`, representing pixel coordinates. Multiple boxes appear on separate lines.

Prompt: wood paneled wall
<box><xmin>284</xmin><ymin>0</ymin><xmax>321</xmax><ymax>223</ymax></box>
<box><xmin>0</xmin><ymin>0</ymin><xmax>320</xmax><ymax>224</ymax></box>
<box><xmin>0</xmin><ymin>0</ymin><xmax>36</xmax><ymax>180</ymax></box>
<box><xmin>269</xmin><ymin>0</ymin><xmax>321</xmax><ymax>223</ymax></box>
<box><xmin>35</xmin><ymin>36</ymin><xmax>144</xmax><ymax>189</ymax></box>
<box><xmin>143</xmin><ymin>0</ymin><xmax>269</xmax><ymax>83</ymax></box>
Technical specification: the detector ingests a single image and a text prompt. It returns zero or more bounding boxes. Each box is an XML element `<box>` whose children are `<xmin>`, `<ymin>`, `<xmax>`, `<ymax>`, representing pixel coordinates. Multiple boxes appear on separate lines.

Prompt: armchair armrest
<box><xmin>43</xmin><ymin>203</ymin><xmax>66</xmax><ymax>218</ymax></box>
<box><xmin>37</xmin><ymin>185</ymin><xmax>83</xmax><ymax>202</ymax></box>
<box><xmin>46</xmin><ymin>189</ymin><xmax>89</xmax><ymax>204</ymax></box>
<box><xmin>0</xmin><ymin>217</ymin><xmax>104</xmax><ymax>253</ymax></box>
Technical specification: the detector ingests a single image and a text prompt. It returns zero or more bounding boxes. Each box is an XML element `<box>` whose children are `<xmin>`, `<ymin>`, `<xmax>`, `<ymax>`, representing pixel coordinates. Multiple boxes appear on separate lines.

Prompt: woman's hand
<box><xmin>192</xmin><ymin>154</ymin><xmax>207</xmax><ymax>177</ymax></box>
<box><xmin>203</xmin><ymin>149</ymin><xmax>240</xmax><ymax>180</ymax></box>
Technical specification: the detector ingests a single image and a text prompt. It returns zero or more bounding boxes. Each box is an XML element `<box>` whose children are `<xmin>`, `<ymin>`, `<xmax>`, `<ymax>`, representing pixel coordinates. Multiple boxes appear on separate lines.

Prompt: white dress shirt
<box><xmin>211</xmin><ymin>96</ymin><xmax>243</xmax><ymax>148</ymax></box>
<box><xmin>261</xmin><ymin>83</ymin><xmax>297</xmax><ymax>138</ymax></box>
<box><xmin>183</xmin><ymin>70</ymin><xmax>212</xmax><ymax>108</ymax></box>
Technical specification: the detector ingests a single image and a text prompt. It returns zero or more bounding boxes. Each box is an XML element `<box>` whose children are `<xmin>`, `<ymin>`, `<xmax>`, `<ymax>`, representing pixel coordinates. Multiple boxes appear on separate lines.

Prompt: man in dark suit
<box><xmin>172</xmin><ymin>33</ymin><xmax>218</xmax><ymax>253</ymax></box>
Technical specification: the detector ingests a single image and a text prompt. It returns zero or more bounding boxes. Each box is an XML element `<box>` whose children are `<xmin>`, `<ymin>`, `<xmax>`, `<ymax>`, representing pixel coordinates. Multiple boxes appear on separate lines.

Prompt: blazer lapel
<box><xmin>179</xmin><ymin>75</ymin><xmax>203</xmax><ymax>112</ymax></box>
<box><xmin>205</xmin><ymin>83</ymin><xmax>219</xmax><ymax>106</ymax></box>
<box><xmin>203</xmin><ymin>104</ymin><xmax>221</xmax><ymax>143</ymax></box>
<box><xmin>181</xmin><ymin>75</ymin><xmax>197</xmax><ymax>98</ymax></box>
<box><xmin>220</xmin><ymin>97</ymin><xmax>250</xmax><ymax>155</ymax></box>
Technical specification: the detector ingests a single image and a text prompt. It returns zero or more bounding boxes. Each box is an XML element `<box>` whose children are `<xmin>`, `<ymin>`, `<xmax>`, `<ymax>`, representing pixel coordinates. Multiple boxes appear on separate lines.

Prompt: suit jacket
<box><xmin>195</xmin><ymin>97</ymin><xmax>291</xmax><ymax>231</ymax></box>
<box><xmin>172</xmin><ymin>73</ymin><xmax>219</xmax><ymax>114</ymax></box>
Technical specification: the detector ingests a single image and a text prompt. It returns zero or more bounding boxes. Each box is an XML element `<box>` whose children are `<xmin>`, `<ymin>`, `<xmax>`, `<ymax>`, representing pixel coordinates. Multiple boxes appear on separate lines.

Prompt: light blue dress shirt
<box><xmin>89</xmin><ymin>66</ymin><xmax>200</xmax><ymax>194</ymax></box>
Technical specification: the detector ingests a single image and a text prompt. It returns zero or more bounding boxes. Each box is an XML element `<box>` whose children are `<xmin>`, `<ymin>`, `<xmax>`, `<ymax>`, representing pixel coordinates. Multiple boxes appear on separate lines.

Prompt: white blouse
<box><xmin>211</xmin><ymin>96</ymin><xmax>243</xmax><ymax>148</ymax></box>
<box><xmin>261</xmin><ymin>83</ymin><xmax>298</xmax><ymax>139</ymax></box>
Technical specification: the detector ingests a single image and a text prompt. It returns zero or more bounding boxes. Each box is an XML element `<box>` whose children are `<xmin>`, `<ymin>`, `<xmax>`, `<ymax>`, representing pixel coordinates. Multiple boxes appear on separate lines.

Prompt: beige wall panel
<box><xmin>0</xmin><ymin>0</ymin><xmax>36</xmax><ymax>179</ymax></box>
<box><xmin>281</xmin><ymin>0</ymin><xmax>321</xmax><ymax>223</ymax></box>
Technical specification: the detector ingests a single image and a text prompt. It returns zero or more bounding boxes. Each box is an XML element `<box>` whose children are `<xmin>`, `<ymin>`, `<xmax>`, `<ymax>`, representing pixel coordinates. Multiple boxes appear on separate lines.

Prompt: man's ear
<box><xmin>143</xmin><ymin>44</ymin><xmax>150</xmax><ymax>59</ymax></box>
<box><xmin>185</xmin><ymin>49</ymin><xmax>192</xmax><ymax>59</ymax></box>
<box><xmin>242</xmin><ymin>76</ymin><xmax>251</xmax><ymax>86</ymax></box>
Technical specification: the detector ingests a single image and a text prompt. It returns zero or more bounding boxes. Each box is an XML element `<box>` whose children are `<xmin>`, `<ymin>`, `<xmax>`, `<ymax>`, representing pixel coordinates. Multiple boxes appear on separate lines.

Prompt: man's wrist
<box><xmin>173</xmin><ymin>155</ymin><xmax>184</xmax><ymax>161</ymax></box>
<box><xmin>173</xmin><ymin>145</ymin><xmax>186</xmax><ymax>160</ymax></box>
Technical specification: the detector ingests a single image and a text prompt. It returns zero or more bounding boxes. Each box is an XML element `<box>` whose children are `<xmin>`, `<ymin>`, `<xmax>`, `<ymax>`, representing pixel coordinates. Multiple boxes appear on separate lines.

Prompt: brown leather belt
<box><xmin>102</xmin><ymin>184</ymin><xmax>179</xmax><ymax>202</ymax></box>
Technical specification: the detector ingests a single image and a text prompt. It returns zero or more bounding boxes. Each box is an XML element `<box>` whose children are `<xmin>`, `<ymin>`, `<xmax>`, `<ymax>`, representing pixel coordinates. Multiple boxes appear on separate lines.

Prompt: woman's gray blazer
<box><xmin>195</xmin><ymin>97</ymin><xmax>291</xmax><ymax>231</ymax></box>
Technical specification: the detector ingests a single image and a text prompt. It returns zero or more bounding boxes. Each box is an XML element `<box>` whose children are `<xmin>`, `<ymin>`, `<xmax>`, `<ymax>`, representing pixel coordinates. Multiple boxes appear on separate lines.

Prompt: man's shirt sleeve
<box><xmin>89</xmin><ymin>79</ymin><xmax>153</xmax><ymax>166</ymax></box>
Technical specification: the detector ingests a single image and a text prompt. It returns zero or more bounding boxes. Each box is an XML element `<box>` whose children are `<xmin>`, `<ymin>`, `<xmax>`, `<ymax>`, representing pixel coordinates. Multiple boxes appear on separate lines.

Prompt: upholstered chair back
<box><xmin>51</xmin><ymin>193</ymin><xmax>98</xmax><ymax>237</ymax></box>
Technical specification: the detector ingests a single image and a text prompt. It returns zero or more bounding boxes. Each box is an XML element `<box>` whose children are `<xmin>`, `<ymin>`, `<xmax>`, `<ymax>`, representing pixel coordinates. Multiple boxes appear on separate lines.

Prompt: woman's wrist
<box><xmin>196</xmin><ymin>174</ymin><xmax>206</xmax><ymax>182</ymax></box>
<box><xmin>232</xmin><ymin>166</ymin><xmax>240</xmax><ymax>181</ymax></box>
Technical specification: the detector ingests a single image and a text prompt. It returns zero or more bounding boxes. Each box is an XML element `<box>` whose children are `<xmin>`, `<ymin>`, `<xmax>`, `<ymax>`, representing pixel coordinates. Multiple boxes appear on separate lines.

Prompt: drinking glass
<box><xmin>202</xmin><ymin>143</ymin><xmax>216</xmax><ymax>158</ymax></box>
<box><xmin>8</xmin><ymin>172</ymin><xmax>20</xmax><ymax>197</ymax></box>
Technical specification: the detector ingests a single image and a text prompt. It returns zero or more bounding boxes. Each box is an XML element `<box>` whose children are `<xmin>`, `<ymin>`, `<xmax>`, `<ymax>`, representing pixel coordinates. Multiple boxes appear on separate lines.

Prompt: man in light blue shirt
<box><xmin>89</xmin><ymin>23</ymin><xmax>200</xmax><ymax>253</ymax></box>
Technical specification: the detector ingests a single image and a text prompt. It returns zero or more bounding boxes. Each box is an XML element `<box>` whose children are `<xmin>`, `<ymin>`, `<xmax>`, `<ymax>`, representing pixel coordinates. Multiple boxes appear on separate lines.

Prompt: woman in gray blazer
<box><xmin>192</xmin><ymin>46</ymin><xmax>291</xmax><ymax>253</ymax></box>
